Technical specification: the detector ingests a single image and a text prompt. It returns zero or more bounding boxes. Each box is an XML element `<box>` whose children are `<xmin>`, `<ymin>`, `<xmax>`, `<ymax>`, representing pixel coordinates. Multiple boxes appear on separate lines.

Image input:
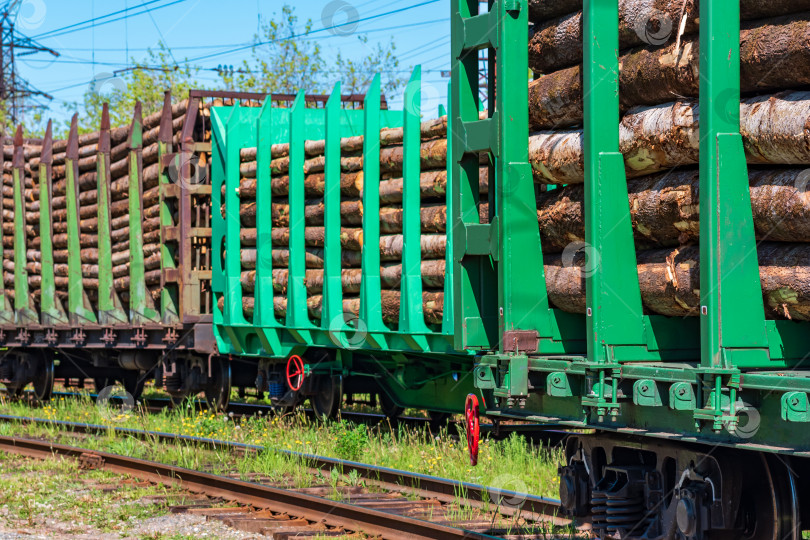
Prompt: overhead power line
<box><xmin>0</xmin><ymin>0</ymin><xmax>60</xmax><ymax>124</ymax></box>
<box><xmin>32</xmin><ymin>0</ymin><xmax>189</xmax><ymax>41</ymax></box>
<box><xmin>184</xmin><ymin>0</ymin><xmax>441</xmax><ymax>64</ymax></box>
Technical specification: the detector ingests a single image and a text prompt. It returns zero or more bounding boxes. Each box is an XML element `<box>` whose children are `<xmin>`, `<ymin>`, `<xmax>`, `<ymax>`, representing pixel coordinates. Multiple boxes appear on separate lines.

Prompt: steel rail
<box><xmin>0</xmin><ymin>434</ymin><xmax>494</xmax><ymax>540</ymax></box>
<box><xmin>0</xmin><ymin>413</ymin><xmax>564</xmax><ymax>522</ymax></box>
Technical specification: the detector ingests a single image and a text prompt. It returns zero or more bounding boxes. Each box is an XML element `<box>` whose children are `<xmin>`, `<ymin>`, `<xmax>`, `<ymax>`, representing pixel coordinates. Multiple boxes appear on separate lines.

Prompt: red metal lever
<box><xmin>286</xmin><ymin>355</ymin><xmax>305</xmax><ymax>392</ymax></box>
<box><xmin>465</xmin><ymin>393</ymin><xmax>480</xmax><ymax>466</ymax></box>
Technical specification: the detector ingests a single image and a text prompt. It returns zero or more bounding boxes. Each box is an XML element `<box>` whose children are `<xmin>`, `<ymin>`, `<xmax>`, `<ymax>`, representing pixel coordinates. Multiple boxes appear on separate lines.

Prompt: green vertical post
<box><xmin>452</xmin><ymin>0</ymin><xmax>555</xmax><ymax>352</ymax></box>
<box><xmin>37</xmin><ymin>122</ymin><xmax>68</xmax><ymax>325</ymax></box>
<box><xmin>286</xmin><ymin>92</ymin><xmax>314</xmax><ymax>332</ymax></box>
<box><xmin>451</xmin><ymin>0</ymin><xmax>496</xmax><ymax>351</ymax></box>
<box><xmin>223</xmin><ymin>107</ymin><xmax>250</xmax><ymax>329</ymax></box>
<box><xmin>583</xmin><ymin>0</ymin><xmax>647</xmax><ymax>363</ymax></box>
<box><xmin>211</xmin><ymin>110</ymin><xmax>226</xmax><ymax>326</ymax></box>
<box><xmin>254</xmin><ymin>99</ymin><xmax>282</xmax><ymax>332</ymax></box>
<box><xmin>399</xmin><ymin>66</ymin><xmax>430</xmax><ymax>341</ymax></box>
<box><xmin>359</xmin><ymin>75</ymin><xmax>388</xmax><ymax>344</ymax></box>
<box><xmin>699</xmin><ymin>0</ymin><xmax>769</xmax><ymax>367</ymax></box>
<box><xmin>441</xmin><ymin>83</ymin><xmax>454</xmax><ymax>336</ymax></box>
<box><xmin>321</xmin><ymin>83</ymin><xmax>344</xmax><ymax>329</ymax></box>
<box><xmin>157</xmin><ymin>92</ymin><xmax>180</xmax><ymax>325</ymax></box>
<box><xmin>11</xmin><ymin>126</ymin><xmax>37</xmax><ymax>324</ymax></box>
<box><xmin>127</xmin><ymin>102</ymin><xmax>160</xmax><ymax>324</ymax></box>
<box><xmin>254</xmin><ymin>98</ymin><xmax>276</xmax><ymax>327</ymax></box>
<box><xmin>0</xmin><ymin>131</ymin><xmax>11</xmax><ymax>325</ymax></box>
<box><xmin>489</xmin><ymin>0</ymin><xmax>548</xmax><ymax>351</ymax></box>
<box><xmin>65</xmin><ymin>114</ymin><xmax>97</xmax><ymax>325</ymax></box>
<box><xmin>95</xmin><ymin>104</ymin><xmax>128</xmax><ymax>325</ymax></box>
<box><xmin>252</xmin><ymin>98</ymin><xmax>284</xmax><ymax>355</ymax></box>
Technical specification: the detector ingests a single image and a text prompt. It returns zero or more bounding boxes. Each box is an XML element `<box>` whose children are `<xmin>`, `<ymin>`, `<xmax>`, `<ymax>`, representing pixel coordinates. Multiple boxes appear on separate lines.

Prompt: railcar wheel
<box><xmin>428</xmin><ymin>411</ymin><xmax>450</xmax><ymax>425</ymax></box>
<box><xmin>204</xmin><ymin>357</ymin><xmax>231</xmax><ymax>412</ymax></box>
<box><xmin>379</xmin><ymin>392</ymin><xmax>403</xmax><ymax>419</ymax></box>
<box><xmin>310</xmin><ymin>375</ymin><xmax>342</xmax><ymax>420</ymax></box>
<box><xmin>3</xmin><ymin>384</ymin><xmax>23</xmax><ymax>399</ymax></box>
<box><xmin>31</xmin><ymin>353</ymin><xmax>54</xmax><ymax>402</ymax></box>
<box><xmin>718</xmin><ymin>453</ymin><xmax>799</xmax><ymax>540</ymax></box>
<box><xmin>94</xmin><ymin>378</ymin><xmax>112</xmax><ymax>394</ymax></box>
<box><xmin>122</xmin><ymin>373</ymin><xmax>145</xmax><ymax>402</ymax></box>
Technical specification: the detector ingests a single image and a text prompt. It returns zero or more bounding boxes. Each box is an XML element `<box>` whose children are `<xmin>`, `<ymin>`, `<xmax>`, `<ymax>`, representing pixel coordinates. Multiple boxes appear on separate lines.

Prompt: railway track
<box><xmin>0</xmin><ymin>414</ymin><xmax>576</xmax><ymax>539</ymax></box>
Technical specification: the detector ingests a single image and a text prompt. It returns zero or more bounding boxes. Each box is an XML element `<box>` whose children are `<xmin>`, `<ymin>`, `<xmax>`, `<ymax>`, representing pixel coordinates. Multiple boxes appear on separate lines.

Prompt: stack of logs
<box><xmin>2</xmin><ymin>138</ymin><xmax>40</xmax><ymax>301</ymax></box>
<box><xmin>1</xmin><ymin>100</ymin><xmax>190</xmax><ymax>309</ymax></box>
<box><xmin>526</xmin><ymin>0</ymin><xmax>810</xmax><ymax>320</ymax></box>
<box><xmin>231</xmin><ymin>118</ymin><xmax>454</xmax><ymax>327</ymax></box>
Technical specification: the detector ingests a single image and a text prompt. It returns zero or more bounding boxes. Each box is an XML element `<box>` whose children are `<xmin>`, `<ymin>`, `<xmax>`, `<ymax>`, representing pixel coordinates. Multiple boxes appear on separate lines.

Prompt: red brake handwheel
<box><xmin>286</xmin><ymin>355</ymin><xmax>305</xmax><ymax>392</ymax></box>
<box><xmin>465</xmin><ymin>393</ymin><xmax>480</xmax><ymax>466</ymax></box>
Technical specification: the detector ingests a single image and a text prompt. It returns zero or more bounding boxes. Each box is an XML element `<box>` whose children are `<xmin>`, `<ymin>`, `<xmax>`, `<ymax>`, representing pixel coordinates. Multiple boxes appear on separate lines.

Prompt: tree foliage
<box><xmin>76</xmin><ymin>42</ymin><xmax>199</xmax><ymax>133</ymax></box>
<box><xmin>219</xmin><ymin>4</ymin><xmax>407</xmax><ymax>97</ymax></box>
<box><xmin>42</xmin><ymin>4</ymin><xmax>407</xmax><ymax>136</ymax></box>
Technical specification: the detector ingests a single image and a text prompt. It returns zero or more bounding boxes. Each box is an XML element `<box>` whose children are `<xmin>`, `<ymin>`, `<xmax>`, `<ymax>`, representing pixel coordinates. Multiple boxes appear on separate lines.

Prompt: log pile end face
<box><xmin>236</xmin><ymin>119</ymin><xmax>451</xmax><ymax>329</ymax></box>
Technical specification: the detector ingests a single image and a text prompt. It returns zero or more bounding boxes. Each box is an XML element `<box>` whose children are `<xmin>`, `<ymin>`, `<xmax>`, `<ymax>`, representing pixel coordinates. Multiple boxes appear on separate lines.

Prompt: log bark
<box><xmin>528</xmin><ymin>0</ymin><xmax>581</xmax><ymax>22</ymax></box>
<box><xmin>377</xmin><ymin>167</ymin><xmax>488</xmax><ymax>203</ymax></box>
<box><xmin>239</xmin><ymin>234</ymin><xmax>446</xmax><ymax>269</ymax></box>
<box><xmin>378</xmin><ymin>204</ymin><xmax>446</xmax><ymax>233</ymax></box>
<box><xmin>239</xmin><ymin>247</ymin><xmax>352</xmax><ymax>270</ymax></box>
<box><xmin>529</xmin><ymin>91</ymin><xmax>810</xmax><ymax>184</ymax></box>
<box><xmin>242</xmin><ymin>260</ymin><xmax>446</xmax><ymax>294</ymax></box>
<box><xmin>379</xmin><ymin>234</ymin><xmax>446</xmax><ymax>261</ymax></box>
<box><xmin>544</xmin><ymin>244</ymin><xmax>810</xmax><ymax>320</ymax></box>
<box><xmin>238</xmin><ymin>117</ymin><xmax>449</xmax><ymax>163</ymax></box>
<box><xmin>237</xmin><ymin>200</ymin><xmax>363</xmax><ymax>228</ymax></box>
<box><xmin>238</xmin><ymin>226</ymin><xmax>363</xmax><ymax>250</ymax></box>
<box><xmin>528</xmin><ymin>14</ymin><xmax>810</xmax><ymax>129</ymax></box>
<box><xmin>236</xmin><ymin>167</ymin><xmax>465</xmax><ymax>201</ymax></box>
<box><xmin>237</xmin><ymin>199</ymin><xmax>446</xmax><ymax>232</ymax></box>
<box><xmin>536</xmin><ymin>168</ymin><xmax>810</xmax><ymax>252</ymax></box>
<box><xmin>257</xmin><ymin>139</ymin><xmax>447</xmax><ymax>177</ymax></box>
<box><xmin>233</xmin><ymin>171</ymin><xmax>364</xmax><ymax>199</ymax></box>
<box><xmin>234</xmin><ymin>290</ymin><xmax>444</xmax><ymax>324</ymax></box>
<box><xmin>529</xmin><ymin>1</ymin><xmax>810</xmax><ymax>74</ymax></box>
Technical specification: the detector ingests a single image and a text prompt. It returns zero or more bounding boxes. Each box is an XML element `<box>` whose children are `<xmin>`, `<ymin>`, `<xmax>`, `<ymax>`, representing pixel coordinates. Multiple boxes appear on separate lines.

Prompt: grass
<box><xmin>0</xmin><ymin>390</ymin><xmax>564</xmax><ymax>499</ymax></box>
<box><xmin>0</xmin><ymin>451</ymin><xmax>202</xmax><ymax>537</ymax></box>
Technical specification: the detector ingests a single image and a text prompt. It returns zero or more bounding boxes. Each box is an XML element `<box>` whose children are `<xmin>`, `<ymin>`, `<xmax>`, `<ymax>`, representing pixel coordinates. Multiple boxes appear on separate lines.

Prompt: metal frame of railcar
<box><xmin>0</xmin><ymin>89</ymin><xmax>371</xmax><ymax>407</ymax></box>
<box><xmin>454</xmin><ymin>1</ymin><xmax>810</xmax><ymax>538</ymax></box>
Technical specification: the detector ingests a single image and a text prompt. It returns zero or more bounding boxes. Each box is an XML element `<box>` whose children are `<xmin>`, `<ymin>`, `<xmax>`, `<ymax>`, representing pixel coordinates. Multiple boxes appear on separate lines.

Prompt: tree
<box><xmin>219</xmin><ymin>5</ymin><xmax>324</xmax><ymax>95</ymax></box>
<box><xmin>77</xmin><ymin>42</ymin><xmax>200</xmax><ymax>133</ymax></box>
<box><xmin>220</xmin><ymin>4</ymin><xmax>407</xmax><ymax>98</ymax></box>
<box><xmin>335</xmin><ymin>36</ymin><xmax>405</xmax><ymax>95</ymax></box>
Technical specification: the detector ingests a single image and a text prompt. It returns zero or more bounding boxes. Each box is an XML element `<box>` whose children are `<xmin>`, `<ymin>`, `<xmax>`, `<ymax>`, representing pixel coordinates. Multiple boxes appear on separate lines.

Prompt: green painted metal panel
<box><xmin>441</xmin><ymin>82</ymin><xmax>455</xmax><ymax>337</ymax></box>
<box><xmin>252</xmin><ymin>98</ymin><xmax>284</xmax><ymax>355</ymax></box>
<box><xmin>286</xmin><ymin>92</ymin><xmax>315</xmax><ymax>337</ymax></box>
<box><xmin>583</xmin><ymin>2</ymin><xmax>645</xmax><ymax>361</ymax></box>
<box><xmin>210</xmin><ymin>107</ymin><xmax>229</xmax><ymax>352</ymax></box>
<box><xmin>321</xmin><ymin>84</ymin><xmax>346</xmax><ymax>340</ymax></box>
<box><xmin>126</xmin><ymin>103</ymin><xmax>160</xmax><ymax>325</ymax></box>
<box><xmin>65</xmin><ymin>114</ymin><xmax>98</xmax><ymax>326</ymax></box>
<box><xmin>157</xmin><ymin>92</ymin><xmax>180</xmax><ymax>326</ymax></box>
<box><xmin>11</xmin><ymin>127</ymin><xmax>37</xmax><ymax>324</ymax></box>
<box><xmin>95</xmin><ymin>105</ymin><xmax>128</xmax><ymax>325</ymax></box>
<box><xmin>398</xmin><ymin>67</ymin><xmax>430</xmax><ymax>348</ymax></box>
<box><xmin>36</xmin><ymin>122</ymin><xmax>68</xmax><ymax>326</ymax></box>
<box><xmin>698</xmin><ymin>0</ymin><xmax>769</xmax><ymax>368</ymax></box>
<box><xmin>222</xmin><ymin>107</ymin><xmax>256</xmax><ymax>332</ymax></box>
<box><xmin>451</xmin><ymin>0</ymin><xmax>583</xmax><ymax>355</ymax></box>
<box><xmin>359</xmin><ymin>75</ymin><xmax>388</xmax><ymax>348</ymax></box>
<box><xmin>460</xmin><ymin>0</ymin><xmax>810</xmax><ymax>451</ymax></box>
<box><xmin>212</xmin><ymin>81</ymin><xmax>463</xmax><ymax>358</ymax></box>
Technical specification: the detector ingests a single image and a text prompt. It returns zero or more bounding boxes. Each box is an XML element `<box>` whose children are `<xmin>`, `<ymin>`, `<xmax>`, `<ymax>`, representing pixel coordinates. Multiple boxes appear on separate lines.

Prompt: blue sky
<box><xmin>12</xmin><ymin>0</ymin><xmax>451</xmax><ymax>125</ymax></box>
